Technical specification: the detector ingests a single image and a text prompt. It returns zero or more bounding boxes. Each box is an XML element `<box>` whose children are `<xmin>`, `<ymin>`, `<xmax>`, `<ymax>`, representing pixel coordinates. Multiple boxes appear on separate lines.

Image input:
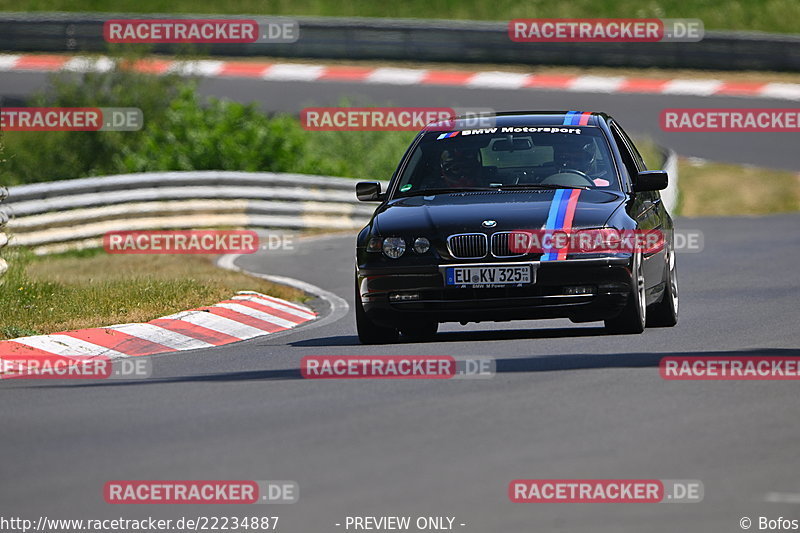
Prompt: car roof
<box><xmin>430</xmin><ymin>111</ymin><xmax>610</xmax><ymax>130</ymax></box>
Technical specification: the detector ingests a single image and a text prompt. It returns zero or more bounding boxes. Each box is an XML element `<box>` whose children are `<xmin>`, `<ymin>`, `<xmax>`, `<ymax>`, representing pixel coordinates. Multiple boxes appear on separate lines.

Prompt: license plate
<box><xmin>445</xmin><ymin>265</ymin><xmax>533</xmax><ymax>287</ymax></box>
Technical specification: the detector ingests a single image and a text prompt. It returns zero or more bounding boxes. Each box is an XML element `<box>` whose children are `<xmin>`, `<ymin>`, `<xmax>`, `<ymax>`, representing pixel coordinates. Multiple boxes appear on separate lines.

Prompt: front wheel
<box><xmin>355</xmin><ymin>282</ymin><xmax>399</xmax><ymax>344</ymax></box>
<box><xmin>605</xmin><ymin>252</ymin><xmax>646</xmax><ymax>334</ymax></box>
<box><xmin>647</xmin><ymin>244</ymin><xmax>679</xmax><ymax>327</ymax></box>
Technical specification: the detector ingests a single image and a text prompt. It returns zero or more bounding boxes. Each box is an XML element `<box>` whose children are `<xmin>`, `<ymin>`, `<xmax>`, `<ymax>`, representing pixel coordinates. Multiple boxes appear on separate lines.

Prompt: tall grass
<box><xmin>0</xmin><ymin>249</ymin><xmax>305</xmax><ymax>340</ymax></box>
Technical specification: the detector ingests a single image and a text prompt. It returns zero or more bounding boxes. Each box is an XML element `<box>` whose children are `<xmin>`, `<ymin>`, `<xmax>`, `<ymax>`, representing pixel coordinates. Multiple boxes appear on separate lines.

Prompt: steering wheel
<box><xmin>540</xmin><ymin>169</ymin><xmax>596</xmax><ymax>187</ymax></box>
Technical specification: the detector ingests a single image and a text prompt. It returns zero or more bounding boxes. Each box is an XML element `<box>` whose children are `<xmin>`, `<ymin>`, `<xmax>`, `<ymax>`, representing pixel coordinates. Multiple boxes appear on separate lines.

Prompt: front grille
<box><xmin>491</xmin><ymin>232</ymin><xmax>526</xmax><ymax>258</ymax></box>
<box><xmin>447</xmin><ymin>233</ymin><xmax>487</xmax><ymax>259</ymax></box>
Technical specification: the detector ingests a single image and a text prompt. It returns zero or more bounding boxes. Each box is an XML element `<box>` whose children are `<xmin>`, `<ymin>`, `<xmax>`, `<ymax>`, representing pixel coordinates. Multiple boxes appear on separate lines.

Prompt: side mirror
<box><xmin>634</xmin><ymin>170</ymin><xmax>668</xmax><ymax>192</ymax></box>
<box><xmin>356</xmin><ymin>181</ymin><xmax>383</xmax><ymax>201</ymax></box>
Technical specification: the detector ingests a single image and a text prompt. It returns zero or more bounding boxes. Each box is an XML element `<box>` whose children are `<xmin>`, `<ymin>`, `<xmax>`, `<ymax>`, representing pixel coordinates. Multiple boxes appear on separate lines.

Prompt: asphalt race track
<box><xmin>3</xmin><ymin>216</ymin><xmax>799</xmax><ymax>532</ymax></box>
<box><xmin>2</xmin><ymin>70</ymin><xmax>800</xmax><ymax>533</ymax></box>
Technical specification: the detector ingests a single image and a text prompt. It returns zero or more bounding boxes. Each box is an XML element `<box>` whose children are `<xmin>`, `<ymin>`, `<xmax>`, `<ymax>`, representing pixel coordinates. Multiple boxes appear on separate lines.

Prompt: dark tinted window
<box><xmin>611</xmin><ymin>121</ymin><xmax>647</xmax><ymax>172</ymax></box>
<box><xmin>609</xmin><ymin>122</ymin><xmax>641</xmax><ymax>179</ymax></box>
<box><xmin>394</xmin><ymin>126</ymin><xmax>620</xmax><ymax>196</ymax></box>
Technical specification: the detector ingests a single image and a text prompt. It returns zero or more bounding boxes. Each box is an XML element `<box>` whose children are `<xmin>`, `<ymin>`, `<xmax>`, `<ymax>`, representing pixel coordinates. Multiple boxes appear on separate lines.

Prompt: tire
<box><xmin>355</xmin><ymin>282</ymin><xmax>399</xmax><ymax>344</ymax></box>
<box><xmin>605</xmin><ymin>252</ymin><xmax>646</xmax><ymax>334</ymax></box>
<box><xmin>647</xmin><ymin>243</ymin><xmax>679</xmax><ymax>327</ymax></box>
<box><xmin>400</xmin><ymin>321</ymin><xmax>439</xmax><ymax>342</ymax></box>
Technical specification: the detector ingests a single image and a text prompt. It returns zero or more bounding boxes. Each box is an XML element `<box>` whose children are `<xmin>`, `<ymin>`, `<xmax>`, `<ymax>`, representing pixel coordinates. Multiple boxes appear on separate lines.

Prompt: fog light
<box><xmin>414</xmin><ymin>237</ymin><xmax>431</xmax><ymax>254</ymax></box>
<box><xmin>564</xmin><ymin>286</ymin><xmax>596</xmax><ymax>295</ymax></box>
<box><xmin>389</xmin><ymin>292</ymin><xmax>420</xmax><ymax>302</ymax></box>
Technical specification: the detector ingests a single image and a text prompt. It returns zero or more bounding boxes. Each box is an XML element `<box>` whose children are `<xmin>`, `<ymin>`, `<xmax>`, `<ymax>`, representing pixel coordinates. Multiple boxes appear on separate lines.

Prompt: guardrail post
<box><xmin>0</xmin><ymin>185</ymin><xmax>8</xmax><ymax>277</ymax></box>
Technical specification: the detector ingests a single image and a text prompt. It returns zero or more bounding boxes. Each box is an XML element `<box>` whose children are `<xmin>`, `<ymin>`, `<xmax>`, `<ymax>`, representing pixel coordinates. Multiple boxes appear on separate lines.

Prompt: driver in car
<box><xmin>440</xmin><ymin>148</ymin><xmax>485</xmax><ymax>188</ymax></box>
<box><xmin>552</xmin><ymin>137</ymin><xmax>611</xmax><ymax>186</ymax></box>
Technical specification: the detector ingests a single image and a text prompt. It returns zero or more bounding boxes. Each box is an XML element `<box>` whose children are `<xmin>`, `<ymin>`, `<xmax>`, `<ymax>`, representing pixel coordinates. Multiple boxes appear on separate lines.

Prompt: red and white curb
<box><xmin>0</xmin><ymin>290</ymin><xmax>317</xmax><ymax>371</ymax></box>
<box><xmin>1</xmin><ymin>53</ymin><xmax>799</xmax><ymax>101</ymax></box>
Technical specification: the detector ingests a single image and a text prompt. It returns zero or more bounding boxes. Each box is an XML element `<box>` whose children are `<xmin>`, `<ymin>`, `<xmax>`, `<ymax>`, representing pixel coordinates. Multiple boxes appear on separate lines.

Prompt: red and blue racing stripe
<box><xmin>541</xmin><ymin>188</ymin><xmax>582</xmax><ymax>261</ymax></box>
<box><xmin>562</xmin><ymin>111</ymin><xmax>592</xmax><ymax>126</ymax></box>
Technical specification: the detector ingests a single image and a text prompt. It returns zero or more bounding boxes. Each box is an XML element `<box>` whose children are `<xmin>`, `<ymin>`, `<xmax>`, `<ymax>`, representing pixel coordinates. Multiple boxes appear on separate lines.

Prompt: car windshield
<box><xmin>393</xmin><ymin>126</ymin><xmax>619</xmax><ymax>196</ymax></box>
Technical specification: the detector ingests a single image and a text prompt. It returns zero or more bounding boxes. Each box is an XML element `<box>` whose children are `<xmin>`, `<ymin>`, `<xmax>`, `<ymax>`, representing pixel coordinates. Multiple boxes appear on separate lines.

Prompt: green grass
<box><xmin>1</xmin><ymin>0</ymin><xmax>797</xmax><ymax>34</ymax></box>
<box><xmin>677</xmin><ymin>158</ymin><xmax>800</xmax><ymax>216</ymax></box>
<box><xmin>0</xmin><ymin>248</ymin><xmax>306</xmax><ymax>340</ymax></box>
<box><xmin>617</xmin><ymin>138</ymin><xmax>800</xmax><ymax>217</ymax></box>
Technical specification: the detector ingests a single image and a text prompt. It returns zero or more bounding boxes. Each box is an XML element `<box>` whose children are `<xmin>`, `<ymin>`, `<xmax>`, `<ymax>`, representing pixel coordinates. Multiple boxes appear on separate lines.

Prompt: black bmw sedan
<box><xmin>355</xmin><ymin>111</ymin><xmax>679</xmax><ymax>344</ymax></box>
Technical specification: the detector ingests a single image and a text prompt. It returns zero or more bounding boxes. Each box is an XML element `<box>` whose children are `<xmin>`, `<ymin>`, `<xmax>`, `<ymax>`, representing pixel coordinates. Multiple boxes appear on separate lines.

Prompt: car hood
<box><xmin>373</xmin><ymin>189</ymin><xmax>627</xmax><ymax>236</ymax></box>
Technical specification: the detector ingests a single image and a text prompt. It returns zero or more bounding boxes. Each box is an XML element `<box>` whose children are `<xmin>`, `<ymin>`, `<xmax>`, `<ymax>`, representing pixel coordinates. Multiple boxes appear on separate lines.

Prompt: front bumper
<box><xmin>358</xmin><ymin>257</ymin><xmax>633</xmax><ymax>327</ymax></box>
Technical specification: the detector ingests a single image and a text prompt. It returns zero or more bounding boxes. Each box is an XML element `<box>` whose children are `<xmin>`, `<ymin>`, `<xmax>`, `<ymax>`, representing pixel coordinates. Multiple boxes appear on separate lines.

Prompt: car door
<box><xmin>608</xmin><ymin>120</ymin><xmax>666</xmax><ymax>296</ymax></box>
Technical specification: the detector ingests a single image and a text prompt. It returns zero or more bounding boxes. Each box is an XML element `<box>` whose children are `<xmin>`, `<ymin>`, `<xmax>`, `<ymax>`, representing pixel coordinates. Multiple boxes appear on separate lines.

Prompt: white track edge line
<box><xmin>216</xmin><ymin>253</ymin><xmax>349</xmax><ymax>330</ymax></box>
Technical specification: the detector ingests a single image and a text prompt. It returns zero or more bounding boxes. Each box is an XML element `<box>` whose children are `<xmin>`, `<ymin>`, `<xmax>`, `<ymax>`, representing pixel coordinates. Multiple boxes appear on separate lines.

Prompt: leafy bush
<box><xmin>118</xmin><ymin>86</ymin><xmax>326</xmax><ymax>174</ymax></box>
<box><xmin>2</xmin><ymin>59</ymin><xmax>183</xmax><ymax>185</ymax></box>
<box><xmin>305</xmin><ymin>128</ymin><xmax>414</xmax><ymax>181</ymax></box>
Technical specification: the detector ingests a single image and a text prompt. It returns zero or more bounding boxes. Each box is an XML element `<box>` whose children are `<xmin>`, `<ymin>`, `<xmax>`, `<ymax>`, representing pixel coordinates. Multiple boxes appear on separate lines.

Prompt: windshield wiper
<box><xmin>495</xmin><ymin>183</ymin><xmax>590</xmax><ymax>190</ymax></box>
<box><xmin>395</xmin><ymin>187</ymin><xmax>497</xmax><ymax>197</ymax></box>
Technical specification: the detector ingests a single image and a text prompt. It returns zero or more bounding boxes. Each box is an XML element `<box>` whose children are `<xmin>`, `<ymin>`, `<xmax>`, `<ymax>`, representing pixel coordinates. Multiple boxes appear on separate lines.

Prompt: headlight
<box><xmin>382</xmin><ymin>237</ymin><xmax>406</xmax><ymax>259</ymax></box>
<box><xmin>366</xmin><ymin>237</ymin><xmax>383</xmax><ymax>252</ymax></box>
<box><xmin>413</xmin><ymin>237</ymin><xmax>430</xmax><ymax>254</ymax></box>
<box><xmin>573</xmin><ymin>228</ymin><xmax>623</xmax><ymax>249</ymax></box>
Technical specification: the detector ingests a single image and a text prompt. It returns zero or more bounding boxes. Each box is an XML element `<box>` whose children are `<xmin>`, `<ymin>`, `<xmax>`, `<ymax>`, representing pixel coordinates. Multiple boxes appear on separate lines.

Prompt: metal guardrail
<box><xmin>1</xmin><ymin>154</ymin><xmax>678</xmax><ymax>258</ymax></box>
<box><xmin>0</xmin><ymin>185</ymin><xmax>8</xmax><ymax>277</ymax></box>
<box><xmin>0</xmin><ymin>12</ymin><xmax>798</xmax><ymax>72</ymax></box>
<box><xmin>1</xmin><ymin>171</ymin><xmax>382</xmax><ymax>255</ymax></box>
